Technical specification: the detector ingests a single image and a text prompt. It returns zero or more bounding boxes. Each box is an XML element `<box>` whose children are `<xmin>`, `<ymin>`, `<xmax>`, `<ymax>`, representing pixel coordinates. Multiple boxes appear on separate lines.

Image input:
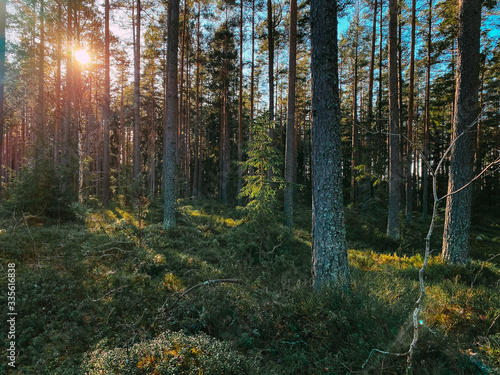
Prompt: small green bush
<box><xmin>1</xmin><ymin>162</ymin><xmax>77</xmax><ymax>222</ymax></box>
<box><xmin>82</xmin><ymin>330</ymin><xmax>250</xmax><ymax>374</ymax></box>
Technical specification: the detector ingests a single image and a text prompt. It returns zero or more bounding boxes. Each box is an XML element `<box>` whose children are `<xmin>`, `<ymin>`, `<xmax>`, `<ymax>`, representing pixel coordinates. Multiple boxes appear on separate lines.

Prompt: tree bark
<box><xmin>367</xmin><ymin>0</ymin><xmax>377</xmax><ymax>126</ymax></box>
<box><xmin>387</xmin><ymin>0</ymin><xmax>402</xmax><ymax>240</ymax></box>
<box><xmin>423</xmin><ymin>0</ymin><xmax>432</xmax><ymax>219</ymax></box>
<box><xmin>351</xmin><ymin>15</ymin><xmax>359</xmax><ymax>204</ymax></box>
<box><xmin>0</xmin><ymin>0</ymin><xmax>5</xmax><ymax>200</ymax></box>
<box><xmin>164</xmin><ymin>0</ymin><xmax>180</xmax><ymax>229</ymax></box>
<box><xmin>54</xmin><ymin>0</ymin><xmax>62</xmax><ymax>164</ymax></box>
<box><xmin>285</xmin><ymin>0</ymin><xmax>297</xmax><ymax>231</ymax></box>
<box><xmin>442</xmin><ymin>0</ymin><xmax>481</xmax><ymax>265</ymax></box>
<box><xmin>267</xmin><ymin>0</ymin><xmax>274</xmax><ymax>140</ymax></box>
<box><xmin>37</xmin><ymin>0</ymin><xmax>45</xmax><ymax>159</ymax></box>
<box><xmin>406</xmin><ymin>0</ymin><xmax>416</xmax><ymax>223</ymax></box>
<box><xmin>133</xmin><ymin>0</ymin><xmax>141</xmax><ymax>185</ymax></box>
<box><xmin>102</xmin><ymin>0</ymin><xmax>111</xmax><ymax>205</ymax></box>
<box><xmin>192</xmin><ymin>1</ymin><xmax>201</xmax><ymax>198</ymax></box>
<box><xmin>237</xmin><ymin>0</ymin><xmax>244</xmax><ymax>206</ymax></box>
<box><xmin>311</xmin><ymin>0</ymin><xmax>350</xmax><ymax>291</ymax></box>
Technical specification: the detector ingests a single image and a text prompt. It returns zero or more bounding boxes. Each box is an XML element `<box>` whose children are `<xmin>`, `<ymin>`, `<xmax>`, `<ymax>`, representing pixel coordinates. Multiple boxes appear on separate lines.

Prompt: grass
<box><xmin>0</xmin><ymin>199</ymin><xmax>499</xmax><ymax>374</ymax></box>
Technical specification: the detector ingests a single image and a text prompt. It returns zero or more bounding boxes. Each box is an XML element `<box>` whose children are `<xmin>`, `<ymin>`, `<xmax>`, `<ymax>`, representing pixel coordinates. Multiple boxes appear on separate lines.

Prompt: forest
<box><xmin>0</xmin><ymin>0</ymin><xmax>499</xmax><ymax>373</ymax></box>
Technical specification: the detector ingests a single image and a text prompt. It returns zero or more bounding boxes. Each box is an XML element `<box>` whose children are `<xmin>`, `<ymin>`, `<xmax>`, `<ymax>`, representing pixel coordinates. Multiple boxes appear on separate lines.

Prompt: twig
<box><xmin>437</xmin><ymin>157</ymin><xmax>500</xmax><ymax>202</ymax></box>
<box><xmin>487</xmin><ymin>312</ymin><xmax>500</xmax><ymax>334</ymax></box>
<box><xmin>470</xmin><ymin>253</ymin><xmax>500</xmax><ymax>290</ymax></box>
<box><xmin>362</xmin><ymin>349</ymin><xmax>407</xmax><ymax>370</ymax></box>
<box><xmin>87</xmin><ymin>285</ymin><xmax>127</xmax><ymax>302</ymax></box>
<box><xmin>164</xmin><ymin>279</ymin><xmax>245</xmax><ymax>311</ymax></box>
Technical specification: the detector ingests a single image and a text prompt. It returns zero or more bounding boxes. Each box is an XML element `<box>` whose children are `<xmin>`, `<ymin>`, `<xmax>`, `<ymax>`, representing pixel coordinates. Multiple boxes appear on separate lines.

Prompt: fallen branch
<box><xmin>87</xmin><ymin>285</ymin><xmax>127</xmax><ymax>302</ymax></box>
<box><xmin>164</xmin><ymin>279</ymin><xmax>245</xmax><ymax>311</ymax></box>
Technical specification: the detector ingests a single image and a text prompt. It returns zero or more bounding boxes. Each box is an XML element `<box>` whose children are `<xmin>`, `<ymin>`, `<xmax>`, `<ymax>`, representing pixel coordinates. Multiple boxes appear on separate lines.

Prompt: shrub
<box><xmin>1</xmin><ymin>162</ymin><xmax>77</xmax><ymax>222</ymax></box>
<box><xmin>83</xmin><ymin>330</ymin><xmax>250</xmax><ymax>374</ymax></box>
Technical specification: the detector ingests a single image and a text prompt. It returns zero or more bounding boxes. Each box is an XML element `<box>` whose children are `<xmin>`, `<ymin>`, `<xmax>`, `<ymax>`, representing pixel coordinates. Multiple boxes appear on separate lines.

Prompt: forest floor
<box><xmin>0</xmin><ymin>198</ymin><xmax>499</xmax><ymax>374</ymax></box>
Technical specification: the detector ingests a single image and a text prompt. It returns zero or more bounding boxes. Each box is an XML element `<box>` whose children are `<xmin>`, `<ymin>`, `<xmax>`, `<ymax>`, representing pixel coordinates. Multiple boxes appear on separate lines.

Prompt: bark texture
<box><xmin>284</xmin><ymin>0</ymin><xmax>297</xmax><ymax>231</ymax></box>
<box><xmin>133</xmin><ymin>0</ymin><xmax>141</xmax><ymax>184</ymax></box>
<box><xmin>311</xmin><ymin>0</ymin><xmax>350</xmax><ymax>291</ymax></box>
<box><xmin>442</xmin><ymin>0</ymin><xmax>481</xmax><ymax>265</ymax></box>
<box><xmin>386</xmin><ymin>0</ymin><xmax>402</xmax><ymax>239</ymax></box>
<box><xmin>0</xmin><ymin>0</ymin><xmax>5</xmax><ymax>200</ymax></box>
<box><xmin>163</xmin><ymin>0</ymin><xmax>180</xmax><ymax>229</ymax></box>
<box><xmin>102</xmin><ymin>0</ymin><xmax>111</xmax><ymax>205</ymax></box>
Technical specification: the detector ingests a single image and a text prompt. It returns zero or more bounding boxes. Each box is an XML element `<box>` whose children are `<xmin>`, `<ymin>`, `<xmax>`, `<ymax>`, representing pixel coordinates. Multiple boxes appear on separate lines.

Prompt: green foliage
<box><xmin>83</xmin><ymin>331</ymin><xmax>250</xmax><ymax>374</ymax></box>
<box><xmin>239</xmin><ymin>116</ymin><xmax>283</xmax><ymax>221</ymax></box>
<box><xmin>1</xmin><ymin>162</ymin><xmax>77</xmax><ymax>222</ymax></box>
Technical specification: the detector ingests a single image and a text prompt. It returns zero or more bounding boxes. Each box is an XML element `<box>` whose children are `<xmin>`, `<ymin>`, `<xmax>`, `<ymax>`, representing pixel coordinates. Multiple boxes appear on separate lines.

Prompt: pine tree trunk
<box><xmin>149</xmin><ymin>77</ymin><xmax>156</xmax><ymax>199</ymax></box>
<box><xmin>192</xmin><ymin>1</ymin><xmax>201</xmax><ymax>198</ymax></box>
<box><xmin>37</xmin><ymin>0</ymin><xmax>45</xmax><ymax>160</ymax></box>
<box><xmin>177</xmin><ymin>0</ymin><xmax>187</xmax><ymax>166</ymax></box>
<box><xmin>406</xmin><ymin>0</ymin><xmax>416</xmax><ymax>223</ymax></box>
<box><xmin>54</xmin><ymin>0</ymin><xmax>62</xmax><ymax>164</ymax></box>
<box><xmin>351</xmin><ymin>24</ymin><xmax>359</xmax><ymax>204</ymax></box>
<box><xmin>387</xmin><ymin>0</ymin><xmax>402</xmax><ymax>239</ymax></box>
<box><xmin>102</xmin><ymin>0</ymin><xmax>111</xmax><ymax>205</ymax></box>
<box><xmin>237</xmin><ymin>0</ymin><xmax>244</xmax><ymax>206</ymax></box>
<box><xmin>0</xmin><ymin>0</ymin><xmax>6</xmax><ymax>200</ymax></box>
<box><xmin>423</xmin><ymin>0</ymin><xmax>432</xmax><ymax>219</ymax></box>
<box><xmin>311</xmin><ymin>0</ymin><xmax>350</xmax><ymax>291</ymax></box>
<box><xmin>367</xmin><ymin>0</ymin><xmax>377</xmax><ymax>126</ymax></box>
<box><xmin>285</xmin><ymin>0</ymin><xmax>297</xmax><ymax>231</ymax></box>
<box><xmin>267</xmin><ymin>0</ymin><xmax>274</xmax><ymax>141</ymax></box>
<box><xmin>184</xmin><ymin>54</ymin><xmax>191</xmax><ymax>198</ymax></box>
<box><xmin>442</xmin><ymin>0</ymin><xmax>481</xmax><ymax>265</ymax></box>
<box><xmin>133</xmin><ymin>0</ymin><xmax>141</xmax><ymax>185</ymax></box>
<box><xmin>163</xmin><ymin>0</ymin><xmax>180</xmax><ymax>229</ymax></box>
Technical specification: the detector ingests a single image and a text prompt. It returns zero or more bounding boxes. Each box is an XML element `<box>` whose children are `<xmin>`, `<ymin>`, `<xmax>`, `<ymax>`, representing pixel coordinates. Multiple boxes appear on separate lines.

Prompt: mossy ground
<box><xmin>0</xmin><ymin>199</ymin><xmax>499</xmax><ymax>374</ymax></box>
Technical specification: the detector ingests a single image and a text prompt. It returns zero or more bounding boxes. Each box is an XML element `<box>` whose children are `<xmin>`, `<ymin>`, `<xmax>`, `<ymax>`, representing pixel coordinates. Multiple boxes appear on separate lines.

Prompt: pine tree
<box><xmin>311</xmin><ymin>0</ymin><xmax>350</xmax><ymax>290</ymax></box>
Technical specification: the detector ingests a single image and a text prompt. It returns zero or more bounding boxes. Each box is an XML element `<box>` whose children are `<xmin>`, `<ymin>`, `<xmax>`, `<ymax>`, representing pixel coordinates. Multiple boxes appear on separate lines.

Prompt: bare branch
<box><xmin>164</xmin><ymin>279</ymin><xmax>245</xmax><ymax>312</ymax></box>
<box><xmin>87</xmin><ymin>285</ymin><xmax>127</xmax><ymax>302</ymax></box>
<box><xmin>438</xmin><ymin>157</ymin><xmax>500</xmax><ymax>202</ymax></box>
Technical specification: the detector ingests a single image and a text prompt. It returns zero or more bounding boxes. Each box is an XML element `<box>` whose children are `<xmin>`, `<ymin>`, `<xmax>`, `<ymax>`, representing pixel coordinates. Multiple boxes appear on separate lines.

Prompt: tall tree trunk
<box><xmin>387</xmin><ymin>0</ymin><xmax>401</xmax><ymax>239</ymax></box>
<box><xmin>177</xmin><ymin>0</ymin><xmax>187</xmax><ymax>166</ymax></box>
<box><xmin>149</xmin><ymin>76</ymin><xmax>156</xmax><ymax>199</ymax></box>
<box><xmin>192</xmin><ymin>1</ymin><xmax>201</xmax><ymax>198</ymax></box>
<box><xmin>102</xmin><ymin>0</ymin><xmax>111</xmax><ymax>204</ymax></box>
<box><xmin>375</xmin><ymin>0</ymin><xmax>383</xmax><ymax>173</ymax></box>
<box><xmin>185</xmin><ymin>55</ymin><xmax>191</xmax><ymax>198</ymax></box>
<box><xmin>62</xmin><ymin>4</ymin><xmax>74</xmax><ymax>173</ymax></box>
<box><xmin>54</xmin><ymin>0</ymin><xmax>62</xmax><ymax>164</ymax></box>
<box><xmin>442</xmin><ymin>0</ymin><xmax>481</xmax><ymax>265</ymax></box>
<box><xmin>423</xmin><ymin>0</ymin><xmax>432</xmax><ymax>219</ymax></box>
<box><xmin>133</xmin><ymin>0</ymin><xmax>141</xmax><ymax>185</ymax></box>
<box><xmin>249</xmin><ymin>0</ymin><xmax>255</xmax><ymax>177</ymax></box>
<box><xmin>267</xmin><ymin>0</ymin><xmax>274</xmax><ymax>140</ymax></box>
<box><xmin>311</xmin><ymin>0</ymin><xmax>350</xmax><ymax>291</ymax></box>
<box><xmin>368</xmin><ymin>0</ymin><xmax>377</xmax><ymax>126</ymax></box>
<box><xmin>406</xmin><ymin>0</ymin><xmax>416</xmax><ymax>223</ymax></box>
<box><xmin>351</xmin><ymin>22</ymin><xmax>359</xmax><ymax>204</ymax></box>
<box><xmin>237</xmin><ymin>0</ymin><xmax>244</xmax><ymax>206</ymax></box>
<box><xmin>284</xmin><ymin>0</ymin><xmax>297</xmax><ymax>231</ymax></box>
<box><xmin>37</xmin><ymin>0</ymin><xmax>45</xmax><ymax>160</ymax></box>
<box><xmin>0</xmin><ymin>0</ymin><xmax>5</xmax><ymax>200</ymax></box>
<box><xmin>164</xmin><ymin>0</ymin><xmax>180</xmax><ymax>229</ymax></box>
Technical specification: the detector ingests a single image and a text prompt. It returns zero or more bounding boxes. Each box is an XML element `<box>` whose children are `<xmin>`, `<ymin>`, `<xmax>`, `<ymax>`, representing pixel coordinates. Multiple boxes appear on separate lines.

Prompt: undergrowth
<box><xmin>0</xmin><ymin>199</ymin><xmax>499</xmax><ymax>374</ymax></box>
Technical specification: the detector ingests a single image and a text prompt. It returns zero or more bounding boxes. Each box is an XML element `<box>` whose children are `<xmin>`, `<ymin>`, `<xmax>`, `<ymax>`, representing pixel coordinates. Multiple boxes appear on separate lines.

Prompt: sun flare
<box><xmin>74</xmin><ymin>49</ymin><xmax>91</xmax><ymax>65</ymax></box>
